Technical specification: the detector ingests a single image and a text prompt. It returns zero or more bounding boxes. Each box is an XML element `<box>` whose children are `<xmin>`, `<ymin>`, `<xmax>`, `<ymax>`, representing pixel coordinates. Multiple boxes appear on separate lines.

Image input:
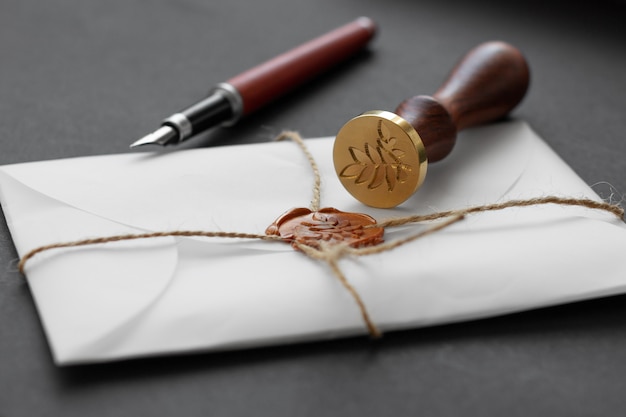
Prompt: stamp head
<box><xmin>333</xmin><ymin>110</ymin><xmax>428</xmax><ymax>208</ymax></box>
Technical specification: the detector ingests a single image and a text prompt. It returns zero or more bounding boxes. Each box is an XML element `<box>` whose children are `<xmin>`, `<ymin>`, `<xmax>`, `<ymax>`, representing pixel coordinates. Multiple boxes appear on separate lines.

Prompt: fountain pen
<box><xmin>130</xmin><ymin>17</ymin><xmax>377</xmax><ymax>148</ymax></box>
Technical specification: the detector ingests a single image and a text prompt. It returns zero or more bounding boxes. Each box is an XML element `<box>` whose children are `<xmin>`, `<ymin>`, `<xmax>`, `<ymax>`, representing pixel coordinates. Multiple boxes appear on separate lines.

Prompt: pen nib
<box><xmin>130</xmin><ymin>126</ymin><xmax>179</xmax><ymax>148</ymax></box>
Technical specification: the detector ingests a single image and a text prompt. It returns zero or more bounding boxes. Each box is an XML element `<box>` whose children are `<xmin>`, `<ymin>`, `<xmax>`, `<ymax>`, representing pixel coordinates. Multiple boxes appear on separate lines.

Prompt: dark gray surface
<box><xmin>2</xmin><ymin>0</ymin><xmax>626</xmax><ymax>416</ymax></box>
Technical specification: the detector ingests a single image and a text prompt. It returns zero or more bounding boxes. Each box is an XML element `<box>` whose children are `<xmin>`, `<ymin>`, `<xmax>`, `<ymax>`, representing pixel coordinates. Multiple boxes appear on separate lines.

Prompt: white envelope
<box><xmin>1</xmin><ymin>120</ymin><xmax>625</xmax><ymax>365</ymax></box>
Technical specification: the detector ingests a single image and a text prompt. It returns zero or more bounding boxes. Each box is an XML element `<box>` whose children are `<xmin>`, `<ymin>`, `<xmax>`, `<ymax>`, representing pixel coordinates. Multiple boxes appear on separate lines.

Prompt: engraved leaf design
<box><xmin>339</xmin><ymin>163</ymin><xmax>364</xmax><ymax>178</ymax></box>
<box><xmin>385</xmin><ymin>165</ymin><xmax>396</xmax><ymax>191</ymax></box>
<box><xmin>357</xmin><ymin>164</ymin><xmax>375</xmax><ymax>184</ymax></box>
<box><xmin>339</xmin><ymin>120</ymin><xmax>414</xmax><ymax>192</ymax></box>
<box><xmin>350</xmin><ymin>146</ymin><xmax>369</xmax><ymax>164</ymax></box>
<box><xmin>397</xmin><ymin>165</ymin><xmax>410</xmax><ymax>182</ymax></box>
<box><xmin>369</xmin><ymin>166</ymin><xmax>385</xmax><ymax>189</ymax></box>
<box><xmin>366</xmin><ymin>143</ymin><xmax>383</xmax><ymax>164</ymax></box>
<box><xmin>378</xmin><ymin>120</ymin><xmax>392</xmax><ymax>143</ymax></box>
<box><xmin>392</xmin><ymin>148</ymin><xmax>405</xmax><ymax>159</ymax></box>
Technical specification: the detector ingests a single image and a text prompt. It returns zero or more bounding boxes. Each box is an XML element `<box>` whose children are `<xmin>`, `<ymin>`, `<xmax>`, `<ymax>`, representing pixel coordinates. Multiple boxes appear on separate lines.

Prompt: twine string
<box><xmin>351</xmin><ymin>214</ymin><xmax>466</xmax><ymax>257</ymax></box>
<box><xmin>374</xmin><ymin>196</ymin><xmax>624</xmax><ymax>228</ymax></box>
<box><xmin>16</xmin><ymin>131</ymin><xmax>625</xmax><ymax>338</ymax></box>
<box><xmin>296</xmin><ymin>241</ymin><xmax>382</xmax><ymax>338</ymax></box>
<box><xmin>276</xmin><ymin>130</ymin><xmax>322</xmax><ymax>211</ymax></box>
<box><xmin>18</xmin><ymin>231</ymin><xmax>280</xmax><ymax>274</ymax></box>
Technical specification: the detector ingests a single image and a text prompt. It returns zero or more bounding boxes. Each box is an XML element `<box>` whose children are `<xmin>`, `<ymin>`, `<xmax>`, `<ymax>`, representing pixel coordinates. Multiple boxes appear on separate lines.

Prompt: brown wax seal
<box><xmin>266</xmin><ymin>207</ymin><xmax>384</xmax><ymax>249</ymax></box>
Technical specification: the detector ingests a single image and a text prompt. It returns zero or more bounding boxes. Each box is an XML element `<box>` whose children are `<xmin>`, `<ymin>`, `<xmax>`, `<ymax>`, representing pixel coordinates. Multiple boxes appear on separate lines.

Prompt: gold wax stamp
<box><xmin>333</xmin><ymin>41</ymin><xmax>531</xmax><ymax>208</ymax></box>
<box><xmin>334</xmin><ymin>110</ymin><xmax>427</xmax><ymax>208</ymax></box>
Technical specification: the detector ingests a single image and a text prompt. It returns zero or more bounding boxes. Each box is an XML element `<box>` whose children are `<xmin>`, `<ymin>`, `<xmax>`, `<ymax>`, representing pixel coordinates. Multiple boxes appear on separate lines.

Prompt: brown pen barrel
<box><xmin>227</xmin><ymin>17</ymin><xmax>377</xmax><ymax>116</ymax></box>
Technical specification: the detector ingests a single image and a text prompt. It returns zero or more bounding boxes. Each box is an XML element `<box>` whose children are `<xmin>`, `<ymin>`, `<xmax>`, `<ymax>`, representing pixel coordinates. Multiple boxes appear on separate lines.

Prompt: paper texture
<box><xmin>1</xmin><ymin>120</ymin><xmax>625</xmax><ymax>365</ymax></box>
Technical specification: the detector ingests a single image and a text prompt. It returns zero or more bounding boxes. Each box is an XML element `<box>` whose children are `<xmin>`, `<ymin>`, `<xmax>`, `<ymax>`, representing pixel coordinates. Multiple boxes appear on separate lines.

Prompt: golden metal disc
<box><xmin>333</xmin><ymin>110</ymin><xmax>427</xmax><ymax>208</ymax></box>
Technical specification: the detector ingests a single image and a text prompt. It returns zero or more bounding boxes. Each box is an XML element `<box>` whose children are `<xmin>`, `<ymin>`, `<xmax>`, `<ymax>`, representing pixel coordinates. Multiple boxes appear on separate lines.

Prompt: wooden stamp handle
<box><xmin>395</xmin><ymin>41</ymin><xmax>530</xmax><ymax>162</ymax></box>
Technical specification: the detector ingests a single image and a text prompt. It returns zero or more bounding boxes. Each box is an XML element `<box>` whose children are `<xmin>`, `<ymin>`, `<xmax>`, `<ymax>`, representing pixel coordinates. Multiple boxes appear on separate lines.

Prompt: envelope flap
<box><xmin>0</xmin><ymin>170</ymin><xmax>179</xmax><ymax>361</ymax></box>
